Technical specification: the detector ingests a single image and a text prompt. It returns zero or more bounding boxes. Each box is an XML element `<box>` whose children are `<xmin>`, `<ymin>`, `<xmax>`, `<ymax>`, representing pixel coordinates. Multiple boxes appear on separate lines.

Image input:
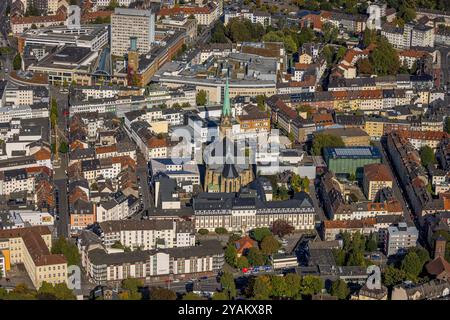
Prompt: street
<box><xmin>373</xmin><ymin>140</ymin><xmax>414</xmax><ymax>226</ymax></box>
<box><xmin>51</xmin><ymin>86</ymin><xmax>71</xmax><ymax>238</ymax></box>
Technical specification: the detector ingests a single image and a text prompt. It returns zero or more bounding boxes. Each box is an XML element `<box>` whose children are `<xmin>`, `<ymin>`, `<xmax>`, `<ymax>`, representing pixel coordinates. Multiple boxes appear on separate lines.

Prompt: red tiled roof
<box><xmin>324</xmin><ymin>218</ymin><xmax>376</xmax><ymax>229</ymax></box>
<box><xmin>364</xmin><ymin>163</ymin><xmax>393</xmax><ymax>182</ymax></box>
<box><xmin>11</xmin><ymin>13</ymin><xmax>65</xmax><ymax>25</ymax></box>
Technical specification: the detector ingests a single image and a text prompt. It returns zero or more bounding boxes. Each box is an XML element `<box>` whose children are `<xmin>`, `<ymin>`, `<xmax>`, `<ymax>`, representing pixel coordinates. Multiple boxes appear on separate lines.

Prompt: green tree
<box><xmin>220</xmin><ymin>272</ymin><xmax>237</xmax><ymax>299</ymax></box>
<box><xmin>211</xmin><ymin>21</ymin><xmax>228</xmax><ymax>43</ymax></box>
<box><xmin>420</xmin><ymin>145</ymin><xmax>436</xmax><ymax>167</ymax></box>
<box><xmin>250</xmin><ymin>228</ymin><xmax>272</xmax><ymax>242</ymax></box>
<box><xmin>149</xmin><ymin>287</ymin><xmax>176</xmax><ymax>300</ymax></box>
<box><xmin>363</xmin><ymin>27</ymin><xmax>377</xmax><ymax>47</ymax></box>
<box><xmin>212</xmin><ymin>292</ymin><xmax>229</xmax><ymax>300</ymax></box>
<box><xmin>215</xmin><ymin>227</ymin><xmax>228</xmax><ymax>234</ymax></box>
<box><xmin>51</xmin><ymin>237</ymin><xmax>80</xmax><ymax>266</ymax></box>
<box><xmin>196</xmin><ymin>90</ymin><xmax>207</xmax><ymax>106</ymax></box>
<box><xmin>365</xmin><ymin>233</ymin><xmax>378</xmax><ymax>252</ymax></box>
<box><xmin>330</xmin><ymin>279</ymin><xmax>350</xmax><ymax>300</ymax></box>
<box><xmin>13</xmin><ymin>53</ymin><xmax>21</xmax><ymax>70</ymax></box>
<box><xmin>444</xmin><ymin>117</ymin><xmax>450</xmax><ymax>134</ymax></box>
<box><xmin>300</xmin><ymin>275</ymin><xmax>323</xmax><ymax>297</ymax></box>
<box><xmin>284</xmin><ymin>273</ymin><xmax>302</xmax><ymax>298</ymax></box>
<box><xmin>225</xmin><ymin>243</ymin><xmax>238</xmax><ymax>267</ymax></box>
<box><xmin>198</xmin><ymin>228</ymin><xmax>209</xmax><ymax>235</ymax></box>
<box><xmin>53</xmin><ymin>283</ymin><xmax>76</xmax><ymax>300</ymax></box>
<box><xmin>251</xmin><ymin>275</ymin><xmax>272</xmax><ymax>299</ymax></box>
<box><xmin>182</xmin><ymin>292</ymin><xmax>204</xmax><ymax>300</ymax></box>
<box><xmin>270</xmin><ymin>275</ymin><xmax>288</xmax><ymax>298</ymax></box>
<box><xmin>256</xmin><ymin>95</ymin><xmax>266</xmax><ymax>111</ymax></box>
<box><xmin>260</xmin><ymin>235</ymin><xmax>281</xmax><ymax>255</ymax></box>
<box><xmin>370</xmin><ymin>37</ymin><xmax>400</xmax><ymax>76</ymax></box>
<box><xmin>312</xmin><ymin>133</ymin><xmax>345</xmax><ymax>155</ymax></box>
<box><xmin>333</xmin><ymin>249</ymin><xmax>346</xmax><ymax>266</ymax></box>
<box><xmin>356</xmin><ymin>58</ymin><xmax>374</xmax><ymax>75</ymax></box>
<box><xmin>247</xmin><ymin>247</ymin><xmax>265</xmax><ymax>266</ymax></box>
<box><xmin>236</xmin><ymin>256</ymin><xmax>250</xmax><ymax>269</ymax></box>
<box><xmin>59</xmin><ymin>141</ymin><xmax>69</xmax><ymax>153</ymax></box>
<box><xmin>383</xmin><ymin>265</ymin><xmax>406</xmax><ymax>287</ymax></box>
<box><xmin>401</xmin><ymin>252</ymin><xmax>424</xmax><ymax>280</ymax></box>
<box><xmin>121</xmin><ymin>279</ymin><xmax>143</xmax><ymax>300</ymax></box>
<box><xmin>322</xmin><ymin>23</ymin><xmax>339</xmax><ymax>43</ymax></box>
<box><xmin>4</xmin><ymin>283</ymin><xmax>36</xmax><ymax>300</ymax></box>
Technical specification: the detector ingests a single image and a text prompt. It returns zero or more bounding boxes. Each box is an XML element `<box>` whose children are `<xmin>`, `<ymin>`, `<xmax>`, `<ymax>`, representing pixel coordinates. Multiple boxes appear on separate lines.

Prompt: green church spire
<box><xmin>222</xmin><ymin>77</ymin><xmax>231</xmax><ymax>117</ymax></box>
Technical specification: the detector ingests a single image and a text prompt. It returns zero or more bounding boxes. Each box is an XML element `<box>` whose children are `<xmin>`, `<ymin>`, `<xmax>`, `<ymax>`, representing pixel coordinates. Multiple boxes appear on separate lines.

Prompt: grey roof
<box><xmin>99</xmin><ymin>220</ymin><xmax>174</xmax><ymax>233</ymax></box>
<box><xmin>87</xmin><ymin>240</ymin><xmax>223</xmax><ymax>266</ymax></box>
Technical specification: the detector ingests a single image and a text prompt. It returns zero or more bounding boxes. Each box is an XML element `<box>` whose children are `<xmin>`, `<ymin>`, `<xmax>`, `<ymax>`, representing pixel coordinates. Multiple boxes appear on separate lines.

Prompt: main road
<box><xmin>373</xmin><ymin>140</ymin><xmax>414</xmax><ymax>227</ymax></box>
<box><xmin>51</xmin><ymin>86</ymin><xmax>70</xmax><ymax>238</ymax></box>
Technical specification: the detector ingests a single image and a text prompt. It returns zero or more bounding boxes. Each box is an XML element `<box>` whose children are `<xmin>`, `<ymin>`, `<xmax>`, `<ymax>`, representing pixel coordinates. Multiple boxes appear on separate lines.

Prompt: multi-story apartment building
<box><xmin>158</xmin><ymin>2</ymin><xmax>220</xmax><ymax>26</ymax></box>
<box><xmin>363</xmin><ymin>164</ymin><xmax>394</xmax><ymax>201</ymax></box>
<box><xmin>385</xmin><ymin>222</ymin><xmax>419</xmax><ymax>256</ymax></box>
<box><xmin>396</xmin><ymin>130</ymin><xmax>448</xmax><ymax>150</ymax></box>
<box><xmin>0</xmin><ymin>226</ymin><xmax>67</xmax><ymax>289</ymax></box>
<box><xmin>111</xmin><ymin>8</ymin><xmax>155</xmax><ymax>57</ymax></box>
<box><xmin>97</xmin><ymin>219</ymin><xmax>195</xmax><ymax>250</ymax></box>
<box><xmin>81</xmin><ymin>239</ymin><xmax>224</xmax><ymax>284</ymax></box>
<box><xmin>224</xmin><ymin>8</ymin><xmax>271</xmax><ymax>27</ymax></box>
<box><xmin>0</xmin><ymin>169</ymin><xmax>35</xmax><ymax>195</ymax></box>
<box><xmin>382</xmin><ymin>23</ymin><xmax>434</xmax><ymax>49</ymax></box>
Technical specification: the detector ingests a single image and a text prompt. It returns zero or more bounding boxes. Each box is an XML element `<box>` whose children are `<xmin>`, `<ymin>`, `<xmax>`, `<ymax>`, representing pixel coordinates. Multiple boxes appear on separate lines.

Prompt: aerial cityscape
<box><xmin>0</xmin><ymin>0</ymin><xmax>450</xmax><ymax>303</ymax></box>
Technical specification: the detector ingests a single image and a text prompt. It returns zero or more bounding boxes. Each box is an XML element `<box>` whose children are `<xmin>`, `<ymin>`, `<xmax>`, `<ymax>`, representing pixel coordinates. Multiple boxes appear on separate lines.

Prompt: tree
<box><xmin>420</xmin><ymin>145</ymin><xmax>436</xmax><ymax>167</ymax></box>
<box><xmin>401</xmin><ymin>252</ymin><xmax>424</xmax><ymax>280</ymax></box>
<box><xmin>196</xmin><ymin>90</ymin><xmax>207</xmax><ymax>106</ymax></box>
<box><xmin>121</xmin><ymin>279</ymin><xmax>143</xmax><ymax>300</ymax></box>
<box><xmin>236</xmin><ymin>256</ymin><xmax>250</xmax><ymax>269</ymax></box>
<box><xmin>225</xmin><ymin>243</ymin><xmax>237</xmax><ymax>267</ymax></box>
<box><xmin>370</xmin><ymin>37</ymin><xmax>400</xmax><ymax>76</ymax></box>
<box><xmin>251</xmin><ymin>275</ymin><xmax>272</xmax><ymax>299</ymax></box>
<box><xmin>212</xmin><ymin>292</ymin><xmax>229</xmax><ymax>300</ymax></box>
<box><xmin>53</xmin><ymin>283</ymin><xmax>76</xmax><ymax>300</ymax></box>
<box><xmin>247</xmin><ymin>247</ymin><xmax>265</xmax><ymax>266</ymax></box>
<box><xmin>383</xmin><ymin>265</ymin><xmax>406</xmax><ymax>287</ymax></box>
<box><xmin>363</xmin><ymin>28</ymin><xmax>377</xmax><ymax>48</ymax></box>
<box><xmin>215</xmin><ymin>227</ymin><xmax>228</xmax><ymax>234</ymax></box>
<box><xmin>51</xmin><ymin>237</ymin><xmax>80</xmax><ymax>266</ymax></box>
<box><xmin>4</xmin><ymin>283</ymin><xmax>36</xmax><ymax>300</ymax></box>
<box><xmin>260</xmin><ymin>235</ymin><xmax>281</xmax><ymax>255</ymax></box>
<box><xmin>365</xmin><ymin>233</ymin><xmax>378</xmax><ymax>252</ymax></box>
<box><xmin>445</xmin><ymin>117</ymin><xmax>450</xmax><ymax>134</ymax></box>
<box><xmin>284</xmin><ymin>273</ymin><xmax>302</xmax><ymax>298</ymax></box>
<box><xmin>323</xmin><ymin>45</ymin><xmax>335</xmax><ymax>65</ymax></box>
<box><xmin>299</xmin><ymin>275</ymin><xmax>323</xmax><ymax>296</ymax></box>
<box><xmin>182</xmin><ymin>292</ymin><xmax>204</xmax><ymax>300</ymax></box>
<box><xmin>250</xmin><ymin>228</ymin><xmax>272</xmax><ymax>242</ymax></box>
<box><xmin>333</xmin><ymin>249</ymin><xmax>346</xmax><ymax>266</ymax></box>
<box><xmin>256</xmin><ymin>95</ymin><xmax>266</xmax><ymax>111</ymax></box>
<box><xmin>271</xmin><ymin>220</ymin><xmax>294</xmax><ymax>238</ymax></box>
<box><xmin>220</xmin><ymin>272</ymin><xmax>237</xmax><ymax>299</ymax></box>
<box><xmin>322</xmin><ymin>23</ymin><xmax>339</xmax><ymax>43</ymax></box>
<box><xmin>13</xmin><ymin>53</ymin><xmax>21</xmax><ymax>70</ymax></box>
<box><xmin>59</xmin><ymin>141</ymin><xmax>69</xmax><ymax>154</ymax></box>
<box><xmin>330</xmin><ymin>279</ymin><xmax>350</xmax><ymax>300</ymax></box>
<box><xmin>270</xmin><ymin>275</ymin><xmax>288</xmax><ymax>298</ymax></box>
<box><xmin>356</xmin><ymin>58</ymin><xmax>373</xmax><ymax>75</ymax></box>
<box><xmin>211</xmin><ymin>21</ymin><xmax>228</xmax><ymax>43</ymax></box>
<box><xmin>312</xmin><ymin>133</ymin><xmax>345</xmax><ymax>155</ymax></box>
<box><xmin>107</xmin><ymin>0</ymin><xmax>120</xmax><ymax>10</ymax></box>
<box><xmin>198</xmin><ymin>228</ymin><xmax>209</xmax><ymax>235</ymax></box>
<box><xmin>149</xmin><ymin>287</ymin><xmax>176</xmax><ymax>300</ymax></box>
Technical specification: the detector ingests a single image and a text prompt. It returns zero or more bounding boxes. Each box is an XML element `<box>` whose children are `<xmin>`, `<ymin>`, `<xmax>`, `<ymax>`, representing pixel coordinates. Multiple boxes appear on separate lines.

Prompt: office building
<box><xmin>111</xmin><ymin>8</ymin><xmax>155</xmax><ymax>57</ymax></box>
